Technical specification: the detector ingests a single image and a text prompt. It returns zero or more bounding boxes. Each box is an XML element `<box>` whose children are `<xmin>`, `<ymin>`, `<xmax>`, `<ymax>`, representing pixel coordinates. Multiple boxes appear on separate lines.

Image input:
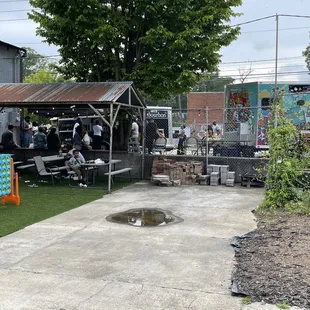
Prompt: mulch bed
<box><xmin>231</xmin><ymin>212</ymin><xmax>310</xmax><ymax>309</ymax></box>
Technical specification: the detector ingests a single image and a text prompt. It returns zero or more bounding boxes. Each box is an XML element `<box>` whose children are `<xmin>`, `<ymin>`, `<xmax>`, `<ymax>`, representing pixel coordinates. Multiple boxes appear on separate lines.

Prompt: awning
<box><xmin>0</xmin><ymin>82</ymin><xmax>145</xmax><ymax>193</ymax></box>
<box><xmin>0</xmin><ymin>82</ymin><xmax>144</xmax><ymax>108</ymax></box>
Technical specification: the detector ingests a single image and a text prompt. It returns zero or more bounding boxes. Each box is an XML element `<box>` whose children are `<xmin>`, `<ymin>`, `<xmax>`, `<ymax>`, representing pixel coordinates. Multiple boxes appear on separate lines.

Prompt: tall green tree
<box><xmin>192</xmin><ymin>74</ymin><xmax>234</xmax><ymax>92</ymax></box>
<box><xmin>29</xmin><ymin>0</ymin><xmax>241</xmax><ymax>99</ymax></box>
<box><xmin>24</xmin><ymin>67</ymin><xmax>68</xmax><ymax>83</ymax></box>
<box><xmin>21</xmin><ymin>47</ymin><xmax>50</xmax><ymax>78</ymax></box>
<box><xmin>303</xmin><ymin>43</ymin><xmax>310</xmax><ymax>71</ymax></box>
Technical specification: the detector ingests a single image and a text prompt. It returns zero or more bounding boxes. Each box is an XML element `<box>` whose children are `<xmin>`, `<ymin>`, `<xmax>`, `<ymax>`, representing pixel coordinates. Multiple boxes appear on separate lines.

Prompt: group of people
<box><xmin>72</xmin><ymin>117</ymin><xmax>103</xmax><ymax>150</ymax></box>
<box><xmin>191</xmin><ymin>121</ymin><xmax>222</xmax><ymax>140</ymax></box>
<box><xmin>1</xmin><ymin>116</ymin><xmax>62</xmax><ymax>151</ymax></box>
<box><xmin>21</xmin><ymin>115</ymin><xmax>61</xmax><ymax>149</ymax></box>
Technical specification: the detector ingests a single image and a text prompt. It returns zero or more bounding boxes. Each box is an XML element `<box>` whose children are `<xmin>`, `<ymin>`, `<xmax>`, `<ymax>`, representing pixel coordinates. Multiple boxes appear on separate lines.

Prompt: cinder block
<box><xmin>212</xmin><ymin>165</ymin><xmax>221</xmax><ymax>173</ymax></box>
<box><xmin>226</xmin><ymin>180</ymin><xmax>235</xmax><ymax>187</ymax></box>
<box><xmin>227</xmin><ymin>171</ymin><xmax>235</xmax><ymax>179</ymax></box>
<box><xmin>220</xmin><ymin>165</ymin><xmax>229</xmax><ymax>173</ymax></box>
<box><xmin>221</xmin><ymin>172</ymin><xmax>227</xmax><ymax>185</ymax></box>
<box><xmin>211</xmin><ymin>172</ymin><xmax>220</xmax><ymax>177</ymax></box>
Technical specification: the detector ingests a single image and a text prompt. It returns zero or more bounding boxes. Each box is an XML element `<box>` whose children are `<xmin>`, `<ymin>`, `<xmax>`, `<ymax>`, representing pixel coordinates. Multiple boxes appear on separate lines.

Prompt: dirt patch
<box><xmin>231</xmin><ymin>212</ymin><xmax>310</xmax><ymax>309</ymax></box>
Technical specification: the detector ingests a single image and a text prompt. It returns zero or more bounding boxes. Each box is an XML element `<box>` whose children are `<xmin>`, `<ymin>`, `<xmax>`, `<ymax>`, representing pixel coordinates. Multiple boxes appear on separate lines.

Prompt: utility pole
<box><xmin>274</xmin><ymin>13</ymin><xmax>279</xmax><ymax>128</ymax></box>
<box><xmin>205</xmin><ymin>107</ymin><xmax>208</xmax><ymax>171</ymax></box>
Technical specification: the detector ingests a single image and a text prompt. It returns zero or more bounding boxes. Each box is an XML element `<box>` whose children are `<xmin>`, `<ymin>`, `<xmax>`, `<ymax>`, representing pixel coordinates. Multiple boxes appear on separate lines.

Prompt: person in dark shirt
<box><xmin>33</xmin><ymin>126</ymin><xmax>47</xmax><ymax>149</ymax></box>
<box><xmin>73</xmin><ymin>125</ymin><xmax>83</xmax><ymax>150</ymax></box>
<box><xmin>145</xmin><ymin>118</ymin><xmax>161</xmax><ymax>154</ymax></box>
<box><xmin>1</xmin><ymin>124</ymin><xmax>19</xmax><ymax>150</ymax></box>
<box><xmin>47</xmin><ymin>127</ymin><xmax>61</xmax><ymax>151</ymax></box>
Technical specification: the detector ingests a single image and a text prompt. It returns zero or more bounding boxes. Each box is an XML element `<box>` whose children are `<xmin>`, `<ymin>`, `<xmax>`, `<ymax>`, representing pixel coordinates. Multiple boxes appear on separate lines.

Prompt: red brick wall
<box><xmin>187</xmin><ymin>92</ymin><xmax>224</xmax><ymax>126</ymax></box>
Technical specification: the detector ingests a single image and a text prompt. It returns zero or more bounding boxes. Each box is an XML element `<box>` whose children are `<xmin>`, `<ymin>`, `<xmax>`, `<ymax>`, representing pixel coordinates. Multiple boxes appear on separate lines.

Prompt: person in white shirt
<box><xmin>72</xmin><ymin>117</ymin><xmax>82</xmax><ymax>137</ymax></box>
<box><xmin>68</xmin><ymin>149</ymin><xmax>87</xmax><ymax>187</ymax></box>
<box><xmin>68</xmin><ymin>148</ymin><xmax>85</xmax><ymax>161</ymax></box>
<box><xmin>92</xmin><ymin>120</ymin><xmax>103</xmax><ymax>149</ymax></box>
<box><xmin>131</xmin><ymin>118</ymin><xmax>139</xmax><ymax>142</ymax></box>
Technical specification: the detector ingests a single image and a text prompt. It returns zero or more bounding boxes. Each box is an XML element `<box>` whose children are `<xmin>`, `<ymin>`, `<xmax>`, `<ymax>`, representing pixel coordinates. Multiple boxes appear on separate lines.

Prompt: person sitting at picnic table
<box><xmin>47</xmin><ymin>127</ymin><xmax>61</xmax><ymax>151</ymax></box>
<box><xmin>68</xmin><ymin>149</ymin><xmax>87</xmax><ymax>188</ymax></box>
<box><xmin>33</xmin><ymin>126</ymin><xmax>47</xmax><ymax>150</ymax></box>
<box><xmin>211</xmin><ymin>121</ymin><xmax>221</xmax><ymax>138</ymax></box>
<box><xmin>1</xmin><ymin>124</ymin><xmax>20</xmax><ymax>150</ymax></box>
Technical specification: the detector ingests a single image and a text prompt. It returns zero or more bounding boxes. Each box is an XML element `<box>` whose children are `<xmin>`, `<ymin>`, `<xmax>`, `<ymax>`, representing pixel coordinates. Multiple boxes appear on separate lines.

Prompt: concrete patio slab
<box><xmin>0</xmin><ymin>183</ymin><xmax>267</xmax><ymax>310</ymax></box>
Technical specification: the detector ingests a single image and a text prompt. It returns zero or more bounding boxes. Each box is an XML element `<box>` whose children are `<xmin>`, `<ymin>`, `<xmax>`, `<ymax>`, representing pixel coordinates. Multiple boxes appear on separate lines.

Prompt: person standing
<box><xmin>33</xmin><ymin>127</ymin><xmax>47</xmax><ymax>149</ymax></box>
<box><xmin>72</xmin><ymin>117</ymin><xmax>82</xmax><ymax>137</ymax></box>
<box><xmin>92</xmin><ymin>120</ymin><xmax>103</xmax><ymax>150</ymax></box>
<box><xmin>22</xmin><ymin>116</ymin><xmax>32</xmax><ymax>148</ymax></box>
<box><xmin>47</xmin><ymin>127</ymin><xmax>61</xmax><ymax>151</ymax></box>
<box><xmin>145</xmin><ymin>118</ymin><xmax>161</xmax><ymax>154</ymax></box>
<box><xmin>73</xmin><ymin>125</ymin><xmax>83</xmax><ymax>150</ymax></box>
<box><xmin>131</xmin><ymin>118</ymin><xmax>139</xmax><ymax>142</ymax></box>
<box><xmin>1</xmin><ymin>124</ymin><xmax>19</xmax><ymax>150</ymax></box>
<box><xmin>32</xmin><ymin>121</ymin><xmax>39</xmax><ymax>136</ymax></box>
<box><xmin>177</xmin><ymin>124</ymin><xmax>186</xmax><ymax>155</ymax></box>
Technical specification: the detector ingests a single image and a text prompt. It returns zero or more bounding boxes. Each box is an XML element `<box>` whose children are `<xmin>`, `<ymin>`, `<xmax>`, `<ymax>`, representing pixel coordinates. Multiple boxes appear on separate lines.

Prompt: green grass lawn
<box><xmin>0</xmin><ymin>174</ymin><xmax>130</xmax><ymax>237</ymax></box>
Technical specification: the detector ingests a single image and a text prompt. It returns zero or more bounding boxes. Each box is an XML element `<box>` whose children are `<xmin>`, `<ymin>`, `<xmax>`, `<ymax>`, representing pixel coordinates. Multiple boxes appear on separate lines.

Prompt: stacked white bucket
<box><xmin>208</xmin><ymin>165</ymin><xmax>235</xmax><ymax>187</ymax></box>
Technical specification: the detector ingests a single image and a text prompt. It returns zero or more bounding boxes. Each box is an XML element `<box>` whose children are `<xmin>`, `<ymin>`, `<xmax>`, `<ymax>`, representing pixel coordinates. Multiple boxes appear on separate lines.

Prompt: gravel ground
<box><xmin>231</xmin><ymin>212</ymin><xmax>310</xmax><ymax>309</ymax></box>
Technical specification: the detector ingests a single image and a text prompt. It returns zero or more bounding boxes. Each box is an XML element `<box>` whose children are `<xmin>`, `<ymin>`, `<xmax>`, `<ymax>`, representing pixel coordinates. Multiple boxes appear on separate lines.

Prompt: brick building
<box><xmin>187</xmin><ymin>92</ymin><xmax>224</xmax><ymax>130</ymax></box>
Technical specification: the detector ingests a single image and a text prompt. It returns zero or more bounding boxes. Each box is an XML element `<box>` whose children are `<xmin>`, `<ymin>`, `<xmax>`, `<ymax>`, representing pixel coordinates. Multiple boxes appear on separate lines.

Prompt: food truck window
<box><xmin>261</xmin><ymin>98</ymin><xmax>271</xmax><ymax>110</ymax></box>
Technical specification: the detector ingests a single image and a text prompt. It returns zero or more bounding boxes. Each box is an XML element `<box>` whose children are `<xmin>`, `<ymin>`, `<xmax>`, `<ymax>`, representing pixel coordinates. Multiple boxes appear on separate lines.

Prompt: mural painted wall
<box><xmin>257</xmin><ymin>84</ymin><xmax>310</xmax><ymax>146</ymax></box>
<box><xmin>225</xmin><ymin>83</ymin><xmax>257</xmax><ymax>134</ymax></box>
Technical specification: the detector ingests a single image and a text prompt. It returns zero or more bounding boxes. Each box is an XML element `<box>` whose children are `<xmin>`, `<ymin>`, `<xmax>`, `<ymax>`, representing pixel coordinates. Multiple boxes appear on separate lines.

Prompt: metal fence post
<box><xmin>205</xmin><ymin>107</ymin><xmax>208</xmax><ymax>172</ymax></box>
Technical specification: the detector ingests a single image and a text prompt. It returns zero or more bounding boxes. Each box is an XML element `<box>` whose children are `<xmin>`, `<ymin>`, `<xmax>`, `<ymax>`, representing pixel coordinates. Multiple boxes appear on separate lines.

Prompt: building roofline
<box><xmin>188</xmin><ymin>92</ymin><xmax>224</xmax><ymax>94</ymax></box>
<box><xmin>0</xmin><ymin>40</ymin><xmax>27</xmax><ymax>57</ymax></box>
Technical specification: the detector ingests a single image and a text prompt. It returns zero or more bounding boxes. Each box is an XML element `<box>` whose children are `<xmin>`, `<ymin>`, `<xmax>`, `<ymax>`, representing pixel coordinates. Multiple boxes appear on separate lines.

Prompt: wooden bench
<box><xmin>104</xmin><ymin>168</ymin><xmax>132</xmax><ymax>184</ymax></box>
<box><xmin>16</xmin><ymin>164</ymin><xmax>35</xmax><ymax>171</ymax></box>
<box><xmin>13</xmin><ymin>161</ymin><xmax>23</xmax><ymax>166</ymax></box>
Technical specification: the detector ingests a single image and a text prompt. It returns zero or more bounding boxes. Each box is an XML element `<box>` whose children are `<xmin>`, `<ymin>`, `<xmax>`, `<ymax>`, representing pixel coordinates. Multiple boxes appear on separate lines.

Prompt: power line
<box><xmin>221</xmin><ymin>61</ymin><xmax>307</xmax><ymax>68</ymax></box>
<box><xmin>221</xmin><ymin>71</ymin><xmax>309</xmax><ymax>78</ymax></box>
<box><xmin>241</xmin><ymin>26</ymin><xmax>310</xmax><ymax>34</ymax></box>
<box><xmin>0</xmin><ymin>18</ymin><xmax>29</xmax><ymax>22</ymax></box>
<box><xmin>0</xmin><ymin>0</ymin><xmax>28</xmax><ymax>2</ymax></box>
<box><xmin>0</xmin><ymin>9</ymin><xmax>35</xmax><ymax>13</ymax></box>
<box><xmin>220</xmin><ymin>64</ymin><xmax>307</xmax><ymax>73</ymax></box>
<box><xmin>230</xmin><ymin>15</ymin><xmax>276</xmax><ymax>27</ymax></box>
<box><xmin>279</xmin><ymin>14</ymin><xmax>310</xmax><ymax>19</ymax></box>
<box><xmin>221</xmin><ymin>56</ymin><xmax>305</xmax><ymax>65</ymax></box>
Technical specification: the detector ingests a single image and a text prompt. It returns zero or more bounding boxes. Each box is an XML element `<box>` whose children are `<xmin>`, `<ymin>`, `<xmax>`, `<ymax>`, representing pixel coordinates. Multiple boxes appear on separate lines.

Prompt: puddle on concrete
<box><xmin>106</xmin><ymin>208</ymin><xmax>183</xmax><ymax>227</ymax></box>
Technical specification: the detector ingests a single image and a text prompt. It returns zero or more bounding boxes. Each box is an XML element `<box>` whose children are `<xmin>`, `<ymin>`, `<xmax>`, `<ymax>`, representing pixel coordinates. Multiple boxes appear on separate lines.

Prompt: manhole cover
<box><xmin>106</xmin><ymin>208</ymin><xmax>183</xmax><ymax>227</ymax></box>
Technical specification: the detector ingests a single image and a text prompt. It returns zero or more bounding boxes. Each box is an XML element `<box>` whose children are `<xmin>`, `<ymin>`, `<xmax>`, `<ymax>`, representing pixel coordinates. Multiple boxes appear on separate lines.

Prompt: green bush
<box><xmin>260</xmin><ymin>99</ymin><xmax>309</xmax><ymax>212</ymax></box>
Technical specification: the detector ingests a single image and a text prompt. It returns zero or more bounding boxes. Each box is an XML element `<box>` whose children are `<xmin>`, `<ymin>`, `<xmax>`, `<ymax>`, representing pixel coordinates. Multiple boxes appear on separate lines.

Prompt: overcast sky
<box><xmin>0</xmin><ymin>0</ymin><xmax>309</xmax><ymax>83</ymax></box>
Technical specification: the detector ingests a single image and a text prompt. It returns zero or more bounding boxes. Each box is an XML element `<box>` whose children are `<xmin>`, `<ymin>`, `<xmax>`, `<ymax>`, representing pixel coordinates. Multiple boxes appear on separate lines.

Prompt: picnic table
<box><xmin>81</xmin><ymin>159</ymin><xmax>122</xmax><ymax>185</ymax></box>
<box><xmin>28</xmin><ymin>154</ymin><xmax>67</xmax><ymax>163</ymax></box>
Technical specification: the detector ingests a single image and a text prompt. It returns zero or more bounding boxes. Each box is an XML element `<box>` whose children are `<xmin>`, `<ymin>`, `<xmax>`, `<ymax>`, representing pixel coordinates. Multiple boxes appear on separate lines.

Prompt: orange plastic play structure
<box><xmin>2</xmin><ymin>158</ymin><xmax>20</xmax><ymax>206</ymax></box>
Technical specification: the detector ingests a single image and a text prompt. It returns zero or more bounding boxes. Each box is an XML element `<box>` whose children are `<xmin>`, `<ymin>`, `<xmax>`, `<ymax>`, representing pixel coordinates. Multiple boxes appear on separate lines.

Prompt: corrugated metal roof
<box><xmin>0</xmin><ymin>82</ymin><xmax>135</xmax><ymax>104</ymax></box>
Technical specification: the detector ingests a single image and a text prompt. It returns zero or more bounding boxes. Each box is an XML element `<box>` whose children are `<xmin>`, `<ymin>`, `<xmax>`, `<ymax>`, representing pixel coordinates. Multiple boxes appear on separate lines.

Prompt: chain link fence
<box><xmin>143</xmin><ymin>106</ymin><xmax>274</xmax><ymax>159</ymax></box>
